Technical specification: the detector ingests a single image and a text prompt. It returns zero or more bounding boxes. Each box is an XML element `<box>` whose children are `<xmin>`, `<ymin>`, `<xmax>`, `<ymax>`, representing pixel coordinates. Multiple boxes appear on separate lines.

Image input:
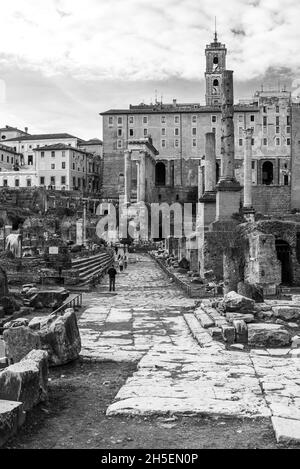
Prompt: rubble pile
<box><xmin>194</xmin><ymin>291</ymin><xmax>300</xmax><ymax>349</ymax></box>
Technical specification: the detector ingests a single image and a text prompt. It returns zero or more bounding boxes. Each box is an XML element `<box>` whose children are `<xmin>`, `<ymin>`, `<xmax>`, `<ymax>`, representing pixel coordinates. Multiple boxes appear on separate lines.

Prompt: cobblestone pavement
<box><xmin>78</xmin><ymin>255</ymin><xmax>300</xmax><ymax>443</ymax></box>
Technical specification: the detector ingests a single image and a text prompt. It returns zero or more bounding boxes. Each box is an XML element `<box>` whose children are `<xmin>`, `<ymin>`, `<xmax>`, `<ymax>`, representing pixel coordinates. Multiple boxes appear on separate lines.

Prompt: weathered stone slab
<box><xmin>22</xmin><ymin>350</ymin><xmax>48</xmax><ymax>401</ymax></box>
<box><xmin>233</xmin><ymin>320</ymin><xmax>248</xmax><ymax>344</ymax></box>
<box><xmin>226</xmin><ymin>313</ymin><xmax>255</xmax><ymax>324</ymax></box>
<box><xmin>3</xmin><ymin>326</ymin><xmax>41</xmax><ymax>364</ymax></box>
<box><xmin>272</xmin><ymin>306</ymin><xmax>300</xmax><ymax>321</ymax></box>
<box><xmin>194</xmin><ymin>308</ymin><xmax>215</xmax><ymax>329</ymax></box>
<box><xmin>4</xmin><ymin>317</ymin><xmax>29</xmax><ymax>329</ymax></box>
<box><xmin>237</xmin><ymin>282</ymin><xmax>264</xmax><ymax>303</ymax></box>
<box><xmin>0</xmin><ymin>400</ymin><xmax>25</xmax><ymax>448</ymax></box>
<box><xmin>208</xmin><ymin>327</ymin><xmax>223</xmax><ymax>340</ymax></box>
<box><xmin>221</xmin><ymin>291</ymin><xmax>255</xmax><ymax>313</ymax></box>
<box><xmin>272</xmin><ymin>416</ymin><xmax>300</xmax><ymax>444</ymax></box>
<box><xmin>27</xmin><ymin>289</ymin><xmax>69</xmax><ymax>309</ymax></box>
<box><xmin>248</xmin><ymin>324</ymin><xmax>291</xmax><ymax>348</ymax></box>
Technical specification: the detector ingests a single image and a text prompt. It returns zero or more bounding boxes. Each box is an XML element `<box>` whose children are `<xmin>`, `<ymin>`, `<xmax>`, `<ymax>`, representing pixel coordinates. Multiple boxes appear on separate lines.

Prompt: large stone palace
<box><xmin>101</xmin><ymin>32</ymin><xmax>300</xmax><ymax>216</ymax></box>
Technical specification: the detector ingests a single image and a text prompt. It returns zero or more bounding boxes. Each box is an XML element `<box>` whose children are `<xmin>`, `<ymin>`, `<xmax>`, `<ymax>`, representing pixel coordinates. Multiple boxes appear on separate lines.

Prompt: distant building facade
<box><xmin>100</xmin><ymin>33</ymin><xmax>296</xmax><ymax>215</ymax></box>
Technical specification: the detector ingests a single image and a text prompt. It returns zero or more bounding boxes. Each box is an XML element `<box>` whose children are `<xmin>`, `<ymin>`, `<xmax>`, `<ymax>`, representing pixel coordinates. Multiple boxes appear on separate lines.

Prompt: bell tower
<box><xmin>205</xmin><ymin>24</ymin><xmax>227</xmax><ymax>106</ymax></box>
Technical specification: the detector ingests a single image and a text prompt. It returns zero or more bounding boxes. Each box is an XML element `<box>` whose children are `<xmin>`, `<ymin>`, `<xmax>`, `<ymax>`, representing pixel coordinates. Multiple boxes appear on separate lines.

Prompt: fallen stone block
<box><xmin>4</xmin><ymin>318</ymin><xmax>29</xmax><ymax>329</ymax></box>
<box><xmin>21</xmin><ymin>350</ymin><xmax>48</xmax><ymax>402</ymax></box>
<box><xmin>272</xmin><ymin>306</ymin><xmax>300</xmax><ymax>321</ymax></box>
<box><xmin>38</xmin><ymin>310</ymin><xmax>81</xmax><ymax>366</ymax></box>
<box><xmin>207</xmin><ymin>327</ymin><xmax>223</xmax><ymax>340</ymax></box>
<box><xmin>233</xmin><ymin>320</ymin><xmax>248</xmax><ymax>344</ymax></box>
<box><xmin>226</xmin><ymin>313</ymin><xmax>255</xmax><ymax>324</ymax></box>
<box><xmin>221</xmin><ymin>325</ymin><xmax>235</xmax><ymax>344</ymax></box>
<box><xmin>194</xmin><ymin>308</ymin><xmax>215</xmax><ymax>329</ymax></box>
<box><xmin>248</xmin><ymin>324</ymin><xmax>291</xmax><ymax>348</ymax></box>
<box><xmin>230</xmin><ymin>344</ymin><xmax>245</xmax><ymax>350</ymax></box>
<box><xmin>221</xmin><ymin>291</ymin><xmax>255</xmax><ymax>313</ymax></box>
<box><xmin>0</xmin><ymin>360</ymin><xmax>40</xmax><ymax>411</ymax></box>
<box><xmin>291</xmin><ymin>336</ymin><xmax>300</xmax><ymax>349</ymax></box>
<box><xmin>3</xmin><ymin>326</ymin><xmax>41</xmax><ymax>365</ymax></box>
<box><xmin>0</xmin><ymin>400</ymin><xmax>25</xmax><ymax>448</ymax></box>
<box><xmin>272</xmin><ymin>416</ymin><xmax>300</xmax><ymax>444</ymax></box>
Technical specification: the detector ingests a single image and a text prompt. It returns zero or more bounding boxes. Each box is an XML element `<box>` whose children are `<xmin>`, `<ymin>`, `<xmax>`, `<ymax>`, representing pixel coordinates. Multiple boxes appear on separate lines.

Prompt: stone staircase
<box><xmin>63</xmin><ymin>252</ymin><xmax>113</xmax><ymax>286</ymax></box>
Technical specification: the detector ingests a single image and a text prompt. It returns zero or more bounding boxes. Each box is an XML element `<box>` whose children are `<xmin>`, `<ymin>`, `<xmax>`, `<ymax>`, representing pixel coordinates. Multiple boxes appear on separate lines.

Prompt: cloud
<box><xmin>0</xmin><ymin>0</ymin><xmax>299</xmax><ymax>82</ymax></box>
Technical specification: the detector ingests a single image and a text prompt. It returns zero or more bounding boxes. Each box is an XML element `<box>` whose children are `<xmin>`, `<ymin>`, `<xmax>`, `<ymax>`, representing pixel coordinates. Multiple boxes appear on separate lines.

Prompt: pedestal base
<box><xmin>216</xmin><ymin>180</ymin><xmax>241</xmax><ymax>221</ymax></box>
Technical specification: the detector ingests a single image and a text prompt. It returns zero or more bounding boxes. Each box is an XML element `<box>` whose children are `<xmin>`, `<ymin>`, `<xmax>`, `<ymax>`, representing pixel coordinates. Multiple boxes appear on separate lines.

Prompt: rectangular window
<box><xmin>117</xmin><ymin>116</ymin><xmax>123</xmax><ymax>126</ymax></box>
<box><xmin>287</xmin><ymin>116</ymin><xmax>290</xmax><ymax>125</ymax></box>
<box><xmin>211</xmin><ymin>115</ymin><xmax>217</xmax><ymax>123</ymax></box>
<box><xmin>263</xmin><ymin>106</ymin><xmax>267</xmax><ymax>113</ymax></box>
<box><xmin>62</xmin><ymin>162</ymin><xmax>66</xmax><ymax>169</ymax></box>
<box><xmin>192</xmin><ymin>139</ymin><xmax>197</xmax><ymax>147</ymax></box>
<box><xmin>239</xmin><ymin>139</ymin><xmax>243</xmax><ymax>146</ymax></box>
<box><xmin>276</xmin><ymin>126</ymin><xmax>280</xmax><ymax>134</ymax></box>
<box><xmin>212</xmin><ymin>127</ymin><xmax>216</xmax><ymax>134</ymax></box>
<box><xmin>3</xmin><ymin>180</ymin><xmax>7</xmax><ymax>187</ymax></box>
<box><xmin>40</xmin><ymin>177</ymin><xmax>45</xmax><ymax>185</ymax></box>
<box><xmin>174</xmin><ymin>128</ymin><xmax>179</xmax><ymax>136</ymax></box>
<box><xmin>263</xmin><ymin>116</ymin><xmax>267</xmax><ymax>126</ymax></box>
<box><xmin>161</xmin><ymin>140</ymin><xmax>166</xmax><ymax>148</ymax></box>
<box><xmin>108</xmin><ymin>116</ymin><xmax>113</xmax><ymax>125</ymax></box>
<box><xmin>192</xmin><ymin>127</ymin><xmax>197</xmax><ymax>136</ymax></box>
<box><xmin>73</xmin><ymin>177</ymin><xmax>76</xmax><ymax>187</ymax></box>
<box><xmin>287</xmin><ymin>138</ymin><xmax>291</xmax><ymax>145</ymax></box>
<box><xmin>61</xmin><ymin>176</ymin><xmax>66</xmax><ymax>185</ymax></box>
<box><xmin>252</xmin><ymin>161</ymin><xmax>255</xmax><ymax>170</ymax></box>
<box><xmin>27</xmin><ymin>179</ymin><xmax>31</xmax><ymax>187</ymax></box>
<box><xmin>286</xmin><ymin>126</ymin><xmax>291</xmax><ymax>133</ymax></box>
<box><xmin>50</xmin><ymin>176</ymin><xmax>55</xmax><ymax>186</ymax></box>
<box><xmin>174</xmin><ymin>139</ymin><xmax>179</xmax><ymax>147</ymax></box>
<box><xmin>276</xmin><ymin>116</ymin><xmax>280</xmax><ymax>125</ymax></box>
<box><xmin>117</xmin><ymin>140</ymin><xmax>122</xmax><ymax>149</ymax></box>
<box><xmin>51</xmin><ymin>151</ymin><xmax>55</xmax><ymax>158</ymax></box>
<box><xmin>192</xmin><ymin>115</ymin><xmax>197</xmax><ymax>123</ymax></box>
<box><xmin>161</xmin><ymin>116</ymin><xmax>166</xmax><ymax>124</ymax></box>
<box><xmin>276</xmin><ymin>106</ymin><xmax>280</xmax><ymax>113</ymax></box>
<box><xmin>73</xmin><ymin>163</ymin><xmax>75</xmax><ymax>170</ymax></box>
<box><xmin>129</xmin><ymin>116</ymin><xmax>134</xmax><ymax>124</ymax></box>
<box><xmin>143</xmin><ymin>128</ymin><xmax>148</xmax><ymax>137</ymax></box>
<box><xmin>143</xmin><ymin>116</ymin><xmax>148</xmax><ymax>124</ymax></box>
<box><xmin>250</xmin><ymin>115</ymin><xmax>255</xmax><ymax>122</ymax></box>
<box><xmin>174</xmin><ymin>116</ymin><xmax>179</xmax><ymax>124</ymax></box>
<box><xmin>161</xmin><ymin>128</ymin><xmax>166</xmax><ymax>136</ymax></box>
<box><xmin>15</xmin><ymin>179</ymin><xmax>19</xmax><ymax>187</ymax></box>
<box><xmin>117</xmin><ymin>128</ymin><xmax>122</xmax><ymax>137</ymax></box>
<box><xmin>276</xmin><ymin>138</ymin><xmax>280</xmax><ymax>146</ymax></box>
<box><xmin>263</xmin><ymin>138</ymin><xmax>268</xmax><ymax>146</ymax></box>
<box><xmin>51</xmin><ymin>164</ymin><xmax>55</xmax><ymax>169</ymax></box>
<box><xmin>129</xmin><ymin>128</ymin><xmax>134</xmax><ymax>137</ymax></box>
<box><xmin>251</xmin><ymin>138</ymin><xmax>255</xmax><ymax>146</ymax></box>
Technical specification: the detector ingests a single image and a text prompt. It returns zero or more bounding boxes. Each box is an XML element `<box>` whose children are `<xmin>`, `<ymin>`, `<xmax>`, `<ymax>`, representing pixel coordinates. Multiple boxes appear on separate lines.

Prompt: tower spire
<box><xmin>214</xmin><ymin>16</ymin><xmax>218</xmax><ymax>42</ymax></box>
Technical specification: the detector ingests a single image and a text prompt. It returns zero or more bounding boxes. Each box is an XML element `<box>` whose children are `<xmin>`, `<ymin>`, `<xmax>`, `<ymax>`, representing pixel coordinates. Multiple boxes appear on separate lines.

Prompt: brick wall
<box><xmin>252</xmin><ymin>186</ymin><xmax>290</xmax><ymax>215</ymax></box>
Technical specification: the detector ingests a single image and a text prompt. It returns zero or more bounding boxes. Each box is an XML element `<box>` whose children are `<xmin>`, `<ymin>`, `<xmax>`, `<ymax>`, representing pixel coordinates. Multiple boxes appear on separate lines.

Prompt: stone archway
<box><xmin>275</xmin><ymin>239</ymin><xmax>293</xmax><ymax>285</ymax></box>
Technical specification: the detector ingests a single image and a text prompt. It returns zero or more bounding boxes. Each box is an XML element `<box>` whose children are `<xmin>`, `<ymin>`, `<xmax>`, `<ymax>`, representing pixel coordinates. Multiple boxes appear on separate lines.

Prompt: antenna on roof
<box><xmin>155</xmin><ymin>89</ymin><xmax>158</xmax><ymax>104</ymax></box>
<box><xmin>214</xmin><ymin>16</ymin><xmax>218</xmax><ymax>42</ymax></box>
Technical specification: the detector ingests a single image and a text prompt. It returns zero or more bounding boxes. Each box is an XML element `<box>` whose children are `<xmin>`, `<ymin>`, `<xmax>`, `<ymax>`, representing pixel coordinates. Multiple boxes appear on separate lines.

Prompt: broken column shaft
<box><xmin>243</xmin><ymin>128</ymin><xmax>255</xmax><ymax>220</ymax></box>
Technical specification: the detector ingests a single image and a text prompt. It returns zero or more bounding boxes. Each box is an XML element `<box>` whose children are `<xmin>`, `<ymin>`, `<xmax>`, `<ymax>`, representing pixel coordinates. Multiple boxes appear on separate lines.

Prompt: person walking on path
<box><xmin>107</xmin><ymin>264</ymin><xmax>117</xmax><ymax>292</ymax></box>
<box><xmin>119</xmin><ymin>256</ymin><xmax>124</xmax><ymax>272</ymax></box>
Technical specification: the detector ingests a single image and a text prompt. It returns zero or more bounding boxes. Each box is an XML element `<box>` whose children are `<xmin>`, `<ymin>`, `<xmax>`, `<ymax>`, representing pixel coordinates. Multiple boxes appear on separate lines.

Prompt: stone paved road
<box><xmin>78</xmin><ymin>255</ymin><xmax>300</xmax><ymax>443</ymax></box>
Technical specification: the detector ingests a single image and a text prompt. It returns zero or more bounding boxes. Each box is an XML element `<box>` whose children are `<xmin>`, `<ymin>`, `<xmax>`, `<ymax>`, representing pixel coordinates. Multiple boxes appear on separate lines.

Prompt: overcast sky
<box><xmin>0</xmin><ymin>0</ymin><xmax>299</xmax><ymax>140</ymax></box>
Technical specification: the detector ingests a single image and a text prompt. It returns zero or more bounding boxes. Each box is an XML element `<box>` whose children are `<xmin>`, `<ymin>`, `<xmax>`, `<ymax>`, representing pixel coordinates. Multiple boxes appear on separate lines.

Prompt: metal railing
<box><xmin>52</xmin><ymin>292</ymin><xmax>83</xmax><ymax>315</ymax></box>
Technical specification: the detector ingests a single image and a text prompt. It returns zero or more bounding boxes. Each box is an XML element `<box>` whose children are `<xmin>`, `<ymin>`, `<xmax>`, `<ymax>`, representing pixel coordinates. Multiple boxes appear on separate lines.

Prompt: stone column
<box><xmin>124</xmin><ymin>150</ymin><xmax>132</xmax><ymax>204</ymax></box>
<box><xmin>204</xmin><ymin>132</ymin><xmax>216</xmax><ymax>192</ymax></box>
<box><xmin>243</xmin><ymin>128</ymin><xmax>254</xmax><ymax>209</ymax></box>
<box><xmin>215</xmin><ymin>70</ymin><xmax>241</xmax><ymax>221</ymax></box>
<box><xmin>139</xmin><ymin>151</ymin><xmax>146</xmax><ymax>202</ymax></box>
<box><xmin>220</xmin><ymin>70</ymin><xmax>235</xmax><ymax>181</ymax></box>
<box><xmin>136</xmin><ymin>162</ymin><xmax>140</xmax><ymax>202</ymax></box>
